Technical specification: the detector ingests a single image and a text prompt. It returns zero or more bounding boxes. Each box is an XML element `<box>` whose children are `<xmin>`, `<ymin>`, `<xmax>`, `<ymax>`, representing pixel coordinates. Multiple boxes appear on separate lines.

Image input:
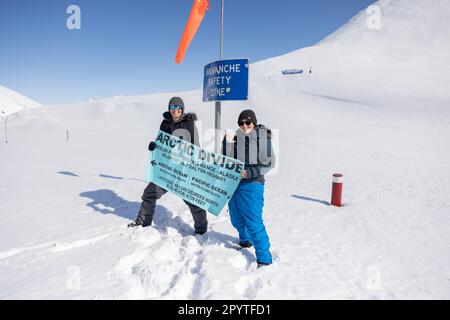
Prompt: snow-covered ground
<box><xmin>1</xmin><ymin>0</ymin><xmax>450</xmax><ymax>299</ymax></box>
<box><xmin>0</xmin><ymin>85</ymin><xmax>40</xmax><ymax>117</ymax></box>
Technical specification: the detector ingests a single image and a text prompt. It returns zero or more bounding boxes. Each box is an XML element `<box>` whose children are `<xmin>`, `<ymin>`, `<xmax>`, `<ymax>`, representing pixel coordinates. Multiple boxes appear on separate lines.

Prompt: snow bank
<box><xmin>0</xmin><ymin>85</ymin><xmax>40</xmax><ymax>117</ymax></box>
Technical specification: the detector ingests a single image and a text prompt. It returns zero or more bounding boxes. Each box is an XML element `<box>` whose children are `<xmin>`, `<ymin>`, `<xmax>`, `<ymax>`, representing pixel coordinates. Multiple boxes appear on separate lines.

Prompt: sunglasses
<box><xmin>239</xmin><ymin>120</ymin><xmax>253</xmax><ymax>126</ymax></box>
<box><xmin>169</xmin><ymin>105</ymin><xmax>183</xmax><ymax>111</ymax></box>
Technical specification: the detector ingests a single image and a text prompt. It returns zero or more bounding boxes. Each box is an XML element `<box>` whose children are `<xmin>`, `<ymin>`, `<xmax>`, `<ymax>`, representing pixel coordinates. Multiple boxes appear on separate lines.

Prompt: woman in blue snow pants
<box><xmin>222</xmin><ymin>109</ymin><xmax>275</xmax><ymax>267</ymax></box>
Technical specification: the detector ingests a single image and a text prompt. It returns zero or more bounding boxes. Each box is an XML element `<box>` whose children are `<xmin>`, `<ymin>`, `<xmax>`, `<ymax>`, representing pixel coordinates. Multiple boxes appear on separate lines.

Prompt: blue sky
<box><xmin>0</xmin><ymin>0</ymin><xmax>376</xmax><ymax>105</ymax></box>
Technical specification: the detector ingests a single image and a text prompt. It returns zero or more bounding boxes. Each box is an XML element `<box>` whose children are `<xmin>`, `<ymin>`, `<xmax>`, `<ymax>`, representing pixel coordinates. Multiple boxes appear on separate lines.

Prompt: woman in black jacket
<box><xmin>128</xmin><ymin>97</ymin><xmax>208</xmax><ymax>234</ymax></box>
<box><xmin>223</xmin><ymin>109</ymin><xmax>275</xmax><ymax>267</ymax></box>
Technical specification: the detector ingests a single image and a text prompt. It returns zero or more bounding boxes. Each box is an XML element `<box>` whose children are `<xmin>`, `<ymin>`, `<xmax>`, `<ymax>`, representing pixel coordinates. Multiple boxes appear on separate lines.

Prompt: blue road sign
<box><xmin>203</xmin><ymin>59</ymin><xmax>249</xmax><ymax>102</ymax></box>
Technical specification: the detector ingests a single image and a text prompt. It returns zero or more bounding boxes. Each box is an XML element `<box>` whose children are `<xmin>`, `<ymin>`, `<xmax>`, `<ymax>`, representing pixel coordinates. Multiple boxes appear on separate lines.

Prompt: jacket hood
<box><xmin>163</xmin><ymin>111</ymin><xmax>197</xmax><ymax>123</ymax></box>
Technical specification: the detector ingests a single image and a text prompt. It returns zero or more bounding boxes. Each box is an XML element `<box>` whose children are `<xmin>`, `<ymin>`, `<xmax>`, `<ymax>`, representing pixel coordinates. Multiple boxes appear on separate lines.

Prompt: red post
<box><xmin>331</xmin><ymin>173</ymin><xmax>343</xmax><ymax>207</ymax></box>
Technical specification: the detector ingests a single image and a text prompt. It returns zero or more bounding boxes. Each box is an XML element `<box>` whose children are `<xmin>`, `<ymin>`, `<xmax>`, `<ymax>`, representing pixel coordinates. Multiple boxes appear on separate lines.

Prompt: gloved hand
<box><xmin>148</xmin><ymin>141</ymin><xmax>156</xmax><ymax>151</ymax></box>
<box><xmin>224</xmin><ymin>130</ymin><xmax>235</xmax><ymax>143</ymax></box>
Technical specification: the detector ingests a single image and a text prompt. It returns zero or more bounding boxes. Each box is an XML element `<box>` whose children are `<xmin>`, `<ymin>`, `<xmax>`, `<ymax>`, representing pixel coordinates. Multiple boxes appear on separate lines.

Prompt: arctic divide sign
<box><xmin>203</xmin><ymin>59</ymin><xmax>249</xmax><ymax>101</ymax></box>
<box><xmin>147</xmin><ymin>131</ymin><xmax>244</xmax><ymax>216</ymax></box>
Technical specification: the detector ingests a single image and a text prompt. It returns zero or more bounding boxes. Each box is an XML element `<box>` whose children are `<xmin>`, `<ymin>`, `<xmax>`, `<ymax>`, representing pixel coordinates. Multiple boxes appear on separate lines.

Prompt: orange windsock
<box><xmin>175</xmin><ymin>0</ymin><xmax>210</xmax><ymax>64</ymax></box>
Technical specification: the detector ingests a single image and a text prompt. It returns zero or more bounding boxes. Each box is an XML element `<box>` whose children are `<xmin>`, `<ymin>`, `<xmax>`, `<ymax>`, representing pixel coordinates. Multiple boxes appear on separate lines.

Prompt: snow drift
<box><xmin>252</xmin><ymin>0</ymin><xmax>450</xmax><ymax>99</ymax></box>
<box><xmin>0</xmin><ymin>85</ymin><xmax>40</xmax><ymax>117</ymax></box>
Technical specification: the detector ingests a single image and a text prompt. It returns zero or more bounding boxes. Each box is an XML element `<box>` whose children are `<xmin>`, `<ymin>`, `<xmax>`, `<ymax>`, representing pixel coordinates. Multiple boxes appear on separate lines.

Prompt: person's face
<box><xmin>169</xmin><ymin>105</ymin><xmax>183</xmax><ymax>120</ymax></box>
<box><xmin>239</xmin><ymin>120</ymin><xmax>255</xmax><ymax>134</ymax></box>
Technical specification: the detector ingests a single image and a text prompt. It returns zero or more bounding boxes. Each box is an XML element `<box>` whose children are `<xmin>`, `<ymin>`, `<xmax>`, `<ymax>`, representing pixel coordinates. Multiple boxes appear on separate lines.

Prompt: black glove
<box><xmin>148</xmin><ymin>141</ymin><xmax>156</xmax><ymax>151</ymax></box>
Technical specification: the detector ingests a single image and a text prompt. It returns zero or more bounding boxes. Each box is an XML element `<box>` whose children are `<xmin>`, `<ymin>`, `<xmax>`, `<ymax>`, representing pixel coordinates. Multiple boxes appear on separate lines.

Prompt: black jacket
<box><xmin>222</xmin><ymin>124</ymin><xmax>275</xmax><ymax>184</ymax></box>
<box><xmin>159</xmin><ymin>111</ymin><xmax>200</xmax><ymax>146</ymax></box>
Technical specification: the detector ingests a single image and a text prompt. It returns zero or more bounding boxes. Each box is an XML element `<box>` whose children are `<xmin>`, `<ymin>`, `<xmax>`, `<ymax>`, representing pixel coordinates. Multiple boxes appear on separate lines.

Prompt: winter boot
<box><xmin>127</xmin><ymin>221</ymin><xmax>142</xmax><ymax>228</ymax></box>
<box><xmin>239</xmin><ymin>240</ymin><xmax>253</xmax><ymax>248</ymax></box>
<box><xmin>257</xmin><ymin>260</ymin><xmax>272</xmax><ymax>268</ymax></box>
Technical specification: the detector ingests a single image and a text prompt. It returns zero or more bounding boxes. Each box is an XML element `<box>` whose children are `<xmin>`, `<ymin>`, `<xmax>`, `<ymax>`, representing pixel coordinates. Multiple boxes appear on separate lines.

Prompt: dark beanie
<box><xmin>238</xmin><ymin>109</ymin><xmax>257</xmax><ymax>125</ymax></box>
<box><xmin>168</xmin><ymin>96</ymin><xmax>185</xmax><ymax>111</ymax></box>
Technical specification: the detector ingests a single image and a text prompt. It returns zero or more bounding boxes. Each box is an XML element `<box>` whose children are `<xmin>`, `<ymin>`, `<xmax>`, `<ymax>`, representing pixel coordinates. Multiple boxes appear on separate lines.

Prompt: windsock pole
<box><xmin>4</xmin><ymin>117</ymin><xmax>8</xmax><ymax>144</ymax></box>
<box><xmin>215</xmin><ymin>0</ymin><xmax>224</xmax><ymax>153</ymax></box>
<box><xmin>331</xmin><ymin>173</ymin><xmax>343</xmax><ymax>207</ymax></box>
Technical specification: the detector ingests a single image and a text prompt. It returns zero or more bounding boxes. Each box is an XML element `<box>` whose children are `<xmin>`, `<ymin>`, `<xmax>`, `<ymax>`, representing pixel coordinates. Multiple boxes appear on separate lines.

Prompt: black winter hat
<box><xmin>238</xmin><ymin>109</ymin><xmax>257</xmax><ymax>125</ymax></box>
<box><xmin>168</xmin><ymin>96</ymin><xmax>185</xmax><ymax>111</ymax></box>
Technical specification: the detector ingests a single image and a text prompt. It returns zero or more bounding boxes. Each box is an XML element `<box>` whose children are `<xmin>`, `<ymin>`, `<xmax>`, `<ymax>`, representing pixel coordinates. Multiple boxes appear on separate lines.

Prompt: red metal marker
<box><xmin>331</xmin><ymin>173</ymin><xmax>343</xmax><ymax>207</ymax></box>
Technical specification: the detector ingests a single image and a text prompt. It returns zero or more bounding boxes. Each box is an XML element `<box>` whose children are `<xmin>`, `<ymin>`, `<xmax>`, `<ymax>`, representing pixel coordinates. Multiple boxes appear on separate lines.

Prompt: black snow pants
<box><xmin>135</xmin><ymin>182</ymin><xmax>208</xmax><ymax>234</ymax></box>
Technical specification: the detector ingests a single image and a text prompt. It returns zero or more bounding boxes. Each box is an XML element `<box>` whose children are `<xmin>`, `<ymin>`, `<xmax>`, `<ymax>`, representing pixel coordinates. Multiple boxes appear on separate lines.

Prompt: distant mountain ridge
<box><xmin>0</xmin><ymin>85</ymin><xmax>41</xmax><ymax>116</ymax></box>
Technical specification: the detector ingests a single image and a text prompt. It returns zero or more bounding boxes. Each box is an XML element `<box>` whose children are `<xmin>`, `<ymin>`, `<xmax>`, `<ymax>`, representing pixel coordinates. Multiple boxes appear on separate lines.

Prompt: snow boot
<box><xmin>239</xmin><ymin>240</ymin><xmax>253</xmax><ymax>248</ymax></box>
<box><xmin>257</xmin><ymin>260</ymin><xmax>272</xmax><ymax>268</ymax></box>
<box><xmin>127</xmin><ymin>221</ymin><xmax>142</xmax><ymax>228</ymax></box>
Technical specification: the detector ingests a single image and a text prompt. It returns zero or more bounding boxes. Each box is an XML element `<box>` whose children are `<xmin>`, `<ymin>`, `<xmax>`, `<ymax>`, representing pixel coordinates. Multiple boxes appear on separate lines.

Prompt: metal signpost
<box><xmin>1</xmin><ymin>110</ymin><xmax>7</xmax><ymax>144</ymax></box>
<box><xmin>215</xmin><ymin>0</ymin><xmax>224</xmax><ymax>154</ymax></box>
<box><xmin>205</xmin><ymin>0</ymin><xmax>250</xmax><ymax>153</ymax></box>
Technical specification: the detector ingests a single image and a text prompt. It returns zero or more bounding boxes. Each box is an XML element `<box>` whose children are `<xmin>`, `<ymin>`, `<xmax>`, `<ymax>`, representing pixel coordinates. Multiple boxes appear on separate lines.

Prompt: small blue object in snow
<box><xmin>281</xmin><ymin>69</ymin><xmax>304</xmax><ymax>75</ymax></box>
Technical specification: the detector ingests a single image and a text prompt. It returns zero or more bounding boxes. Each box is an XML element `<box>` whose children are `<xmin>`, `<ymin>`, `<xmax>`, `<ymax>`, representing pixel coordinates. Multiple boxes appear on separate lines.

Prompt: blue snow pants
<box><xmin>228</xmin><ymin>182</ymin><xmax>272</xmax><ymax>264</ymax></box>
